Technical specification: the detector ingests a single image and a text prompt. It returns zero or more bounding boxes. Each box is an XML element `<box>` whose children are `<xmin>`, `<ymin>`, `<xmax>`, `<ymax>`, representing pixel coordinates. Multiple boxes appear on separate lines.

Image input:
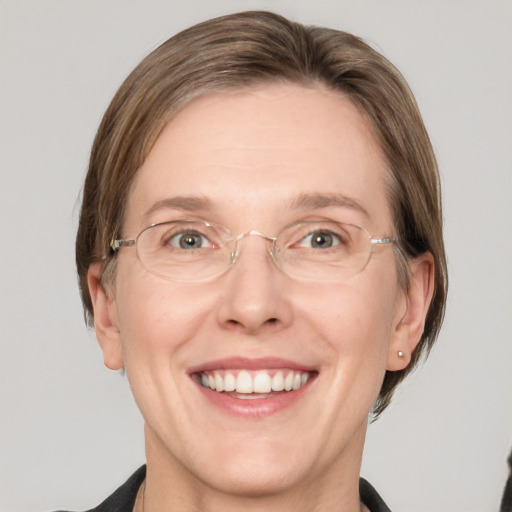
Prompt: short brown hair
<box><xmin>76</xmin><ymin>10</ymin><xmax>447</xmax><ymax>416</ymax></box>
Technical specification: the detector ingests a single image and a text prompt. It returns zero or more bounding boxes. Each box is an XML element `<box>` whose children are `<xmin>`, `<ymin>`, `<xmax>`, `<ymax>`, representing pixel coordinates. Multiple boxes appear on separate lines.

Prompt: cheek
<box><xmin>300</xmin><ymin>277</ymin><xmax>398</xmax><ymax>348</ymax></box>
<box><xmin>114</xmin><ymin>268</ymin><xmax>213</xmax><ymax>364</ymax></box>
<box><xmin>294</xmin><ymin>269</ymin><xmax>401</xmax><ymax>409</ymax></box>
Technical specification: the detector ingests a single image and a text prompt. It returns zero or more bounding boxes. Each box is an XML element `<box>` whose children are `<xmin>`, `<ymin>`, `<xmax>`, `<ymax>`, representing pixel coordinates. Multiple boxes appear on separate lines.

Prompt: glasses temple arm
<box><xmin>370</xmin><ymin>237</ymin><xmax>398</xmax><ymax>245</ymax></box>
<box><xmin>110</xmin><ymin>239</ymin><xmax>136</xmax><ymax>251</ymax></box>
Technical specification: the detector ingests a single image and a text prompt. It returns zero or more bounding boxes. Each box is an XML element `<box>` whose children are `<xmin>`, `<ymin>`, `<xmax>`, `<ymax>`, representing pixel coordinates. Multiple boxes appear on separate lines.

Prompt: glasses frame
<box><xmin>109</xmin><ymin>219</ymin><xmax>398</xmax><ymax>282</ymax></box>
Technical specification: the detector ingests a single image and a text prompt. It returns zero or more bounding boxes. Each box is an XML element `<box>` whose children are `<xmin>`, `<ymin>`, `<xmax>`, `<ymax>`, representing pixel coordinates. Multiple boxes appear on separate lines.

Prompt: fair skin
<box><xmin>88</xmin><ymin>83</ymin><xmax>434</xmax><ymax>512</ymax></box>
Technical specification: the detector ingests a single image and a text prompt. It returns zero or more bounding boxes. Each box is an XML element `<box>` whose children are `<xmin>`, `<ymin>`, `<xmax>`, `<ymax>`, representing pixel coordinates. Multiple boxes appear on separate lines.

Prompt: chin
<box><xmin>180</xmin><ymin>433</ymin><xmax>314</xmax><ymax>498</ymax></box>
<box><xmin>200</xmin><ymin>458</ymin><xmax>304</xmax><ymax>498</ymax></box>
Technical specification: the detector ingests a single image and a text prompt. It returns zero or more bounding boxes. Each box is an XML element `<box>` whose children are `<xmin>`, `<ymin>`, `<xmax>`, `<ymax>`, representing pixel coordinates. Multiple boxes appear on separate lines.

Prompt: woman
<box><xmin>73</xmin><ymin>10</ymin><xmax>447</xmax><ymax>512</ymax></box>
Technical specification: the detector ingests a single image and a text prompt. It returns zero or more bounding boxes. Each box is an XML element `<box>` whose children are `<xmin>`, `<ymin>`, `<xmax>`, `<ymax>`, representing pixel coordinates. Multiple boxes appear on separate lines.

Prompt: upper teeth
<box><xmin>199</xmin><ymin>369</ymin><xmax>310</xmax><ymax>394</ymax></box>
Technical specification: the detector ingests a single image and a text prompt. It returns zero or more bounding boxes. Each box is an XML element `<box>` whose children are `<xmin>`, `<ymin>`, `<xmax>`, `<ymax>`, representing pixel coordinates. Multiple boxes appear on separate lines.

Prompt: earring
<box><xmin>397</xmin><ymin>351</ymin><xmax>405</xmax><ymax>358</ymax></box>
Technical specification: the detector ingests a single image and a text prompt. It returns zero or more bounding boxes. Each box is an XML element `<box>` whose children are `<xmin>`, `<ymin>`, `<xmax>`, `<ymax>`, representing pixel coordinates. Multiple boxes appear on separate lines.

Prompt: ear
<box><xmin>87</xmin><ymin>263</ymin><xmax>124</xmax><ymax>370</ymax></box>
<box><xmin>387</xmin><ymin>252</ymin><xmax>435</xmax><ymax>371</ymax></box>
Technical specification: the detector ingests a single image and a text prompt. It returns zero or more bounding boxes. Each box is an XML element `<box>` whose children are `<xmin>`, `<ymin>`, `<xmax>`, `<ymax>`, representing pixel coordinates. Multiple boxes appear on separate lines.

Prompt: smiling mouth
<box><xmin>194</xmin><ymin>369</ymin><xmax>315</xmax><ymax>398</ymax></box>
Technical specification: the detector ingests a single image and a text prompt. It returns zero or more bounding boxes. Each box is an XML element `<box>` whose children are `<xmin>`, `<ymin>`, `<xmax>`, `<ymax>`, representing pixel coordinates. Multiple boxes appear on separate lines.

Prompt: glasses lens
<box><xmin>276</xmin><ymin>221</ymin><xmax>371</xmax><ymax>280</ymax></box>
<box><xmin>137</xmin><ymin>221</ymin><xmax>233</xmax><ymax>281</ymax></box>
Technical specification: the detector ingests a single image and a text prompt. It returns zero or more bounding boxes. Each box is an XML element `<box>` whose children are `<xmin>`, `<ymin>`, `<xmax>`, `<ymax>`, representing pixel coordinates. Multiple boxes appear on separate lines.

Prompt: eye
<box><xmin>298</xmin><ymin>230</ymin><xmax>342</xmax><ymax>249</ymax></box>
<box><xmin>168</xmin><ymin>230</ymin><xmax>212</xmax><ymax>250</ymax></box>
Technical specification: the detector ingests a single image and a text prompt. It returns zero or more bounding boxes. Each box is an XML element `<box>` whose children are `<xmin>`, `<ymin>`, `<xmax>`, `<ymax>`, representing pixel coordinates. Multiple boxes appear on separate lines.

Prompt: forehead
<box><xmin>126</xmin><ymin>83</ymin><xmax>391</xmax><ymax>232</ymax></box>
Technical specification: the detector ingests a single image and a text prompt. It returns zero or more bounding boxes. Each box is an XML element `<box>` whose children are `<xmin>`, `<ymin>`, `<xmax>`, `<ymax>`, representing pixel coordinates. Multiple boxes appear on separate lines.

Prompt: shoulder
<box><xmin>54</xmin><ymin>466</ymin><xmax>146</xmax><ymax>512</ymax></box>
<box><xmin>360</xmin><ymin>478</ymin><xmax>392</xmax><ymax>512</ymax></box>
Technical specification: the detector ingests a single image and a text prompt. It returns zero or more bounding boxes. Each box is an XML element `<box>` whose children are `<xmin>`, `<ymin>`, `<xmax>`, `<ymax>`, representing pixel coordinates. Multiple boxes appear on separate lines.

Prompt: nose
<box><xmin>216</xmin><ymin>233</ymin><xmax>293</xmax><ymax>335</ymax></box>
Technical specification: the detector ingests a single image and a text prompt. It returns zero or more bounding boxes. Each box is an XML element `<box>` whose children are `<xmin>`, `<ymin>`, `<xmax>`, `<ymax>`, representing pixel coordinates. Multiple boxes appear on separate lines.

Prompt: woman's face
<box><xmin>93</xmin><ymin>83</ymin><xmax>415</xmax><ymax>496</ymax></box>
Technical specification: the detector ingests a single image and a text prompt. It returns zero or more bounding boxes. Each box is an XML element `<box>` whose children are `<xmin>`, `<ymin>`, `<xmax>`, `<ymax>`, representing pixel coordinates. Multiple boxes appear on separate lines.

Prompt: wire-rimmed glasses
<box><xmin>110</xmin><ymin>219</ymin><xmax>397</xmax><ymax>282</ymax></box>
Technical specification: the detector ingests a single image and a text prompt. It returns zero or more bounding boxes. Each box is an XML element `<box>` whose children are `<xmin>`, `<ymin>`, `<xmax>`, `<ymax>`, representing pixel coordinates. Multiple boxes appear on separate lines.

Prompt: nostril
<box><xmin>224</xmin><ymin>317</ymin><xmax>278</xmax><ymax>333</ymax></box>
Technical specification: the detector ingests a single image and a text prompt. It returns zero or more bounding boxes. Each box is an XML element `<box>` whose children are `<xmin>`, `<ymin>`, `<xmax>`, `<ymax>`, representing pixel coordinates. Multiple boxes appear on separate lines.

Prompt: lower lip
<box><xmin>194</xmin><ymin>378</ymin><xmax>315</xmax><ymax>418</ymax></box>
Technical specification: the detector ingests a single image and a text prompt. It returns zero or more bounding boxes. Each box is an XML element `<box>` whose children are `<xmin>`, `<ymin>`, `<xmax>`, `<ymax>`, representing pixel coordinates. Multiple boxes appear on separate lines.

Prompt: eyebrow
<box><xmin>143</xmin><ymin>192</ymin><xmax>369</xmax><ymax>219</ymax></box>
<box><xmin>144</xmin><ymin>196</ymin><xmax>213</xmax><ymax>218</ymax></box>
<box><xmin>290</xmin><ymin>193</ymin><xmax>370</xmax><ymax>218</ymax></box>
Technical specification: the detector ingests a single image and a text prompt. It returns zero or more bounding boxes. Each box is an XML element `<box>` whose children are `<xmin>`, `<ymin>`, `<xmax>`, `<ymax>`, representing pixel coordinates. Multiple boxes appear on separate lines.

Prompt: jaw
<box><xmin>143</xmin><ymin>409</ymin><xmax>369</xmax><ymax>512</ymax></box>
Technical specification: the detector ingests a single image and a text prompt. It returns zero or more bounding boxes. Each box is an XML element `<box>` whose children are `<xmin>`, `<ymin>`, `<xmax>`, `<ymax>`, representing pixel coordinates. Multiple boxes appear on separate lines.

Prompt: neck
<box><xmin>141</xmin><ymin>422</ymin><xmax>367</xmax><ymax>512</ymax></box>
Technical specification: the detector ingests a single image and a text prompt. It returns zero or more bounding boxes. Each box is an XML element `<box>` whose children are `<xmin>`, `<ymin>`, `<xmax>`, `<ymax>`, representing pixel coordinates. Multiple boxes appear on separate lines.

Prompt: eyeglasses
<box><xmin>110</xmin><ymin>219</ymin><xmax>397</xmax><ymax>282</ymax></box>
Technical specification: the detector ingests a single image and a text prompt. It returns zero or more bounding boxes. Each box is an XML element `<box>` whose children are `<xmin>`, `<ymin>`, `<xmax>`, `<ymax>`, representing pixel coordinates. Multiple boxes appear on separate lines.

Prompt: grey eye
<box><xmin>300</xmin><ymin>230</ymin><xmax>341</xmax><ymax>249</ymax></box>
<box><xmin>169</xmin><ymin>231</ymin><xmax>210</xmax><ymax>249</ymax></box>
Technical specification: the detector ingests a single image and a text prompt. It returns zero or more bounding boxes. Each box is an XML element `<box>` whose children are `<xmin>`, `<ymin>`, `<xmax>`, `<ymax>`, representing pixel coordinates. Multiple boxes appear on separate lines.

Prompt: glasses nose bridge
<box><xmin>238</xmin><ymin>230</ymin><xmax>277</xmax><ymax>242</ymax></box>
<box><xmin>232</xmin><ymin>230</ymin><xmax>278</xmax><ymax>262</ymax></box>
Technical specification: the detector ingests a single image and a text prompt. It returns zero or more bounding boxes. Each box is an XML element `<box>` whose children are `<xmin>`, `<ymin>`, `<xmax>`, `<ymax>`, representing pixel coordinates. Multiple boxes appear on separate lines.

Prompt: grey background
<box><xmin>1</xmin><ymin>1</ymin><xmax>511</xmax><ymax>511</ymax></box>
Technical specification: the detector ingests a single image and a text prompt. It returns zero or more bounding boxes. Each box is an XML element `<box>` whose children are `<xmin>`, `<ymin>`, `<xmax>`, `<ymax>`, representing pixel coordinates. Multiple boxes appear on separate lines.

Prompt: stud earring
<box><xmin>398</xmin><ymin>351</ymin><xmax>405</xmax><ymax>358</ymax></box>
